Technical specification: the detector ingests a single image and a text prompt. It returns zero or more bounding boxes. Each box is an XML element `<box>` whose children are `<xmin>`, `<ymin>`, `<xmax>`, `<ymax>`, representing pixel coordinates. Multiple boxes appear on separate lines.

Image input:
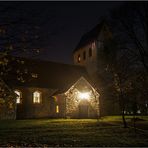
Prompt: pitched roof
<box><xmin>74</xmin><ymin>21</ymin><xmax>106</xmax><ymax>53</ymax></box>
<box><xmin>5</xmin><ymin>57</ymin><xmax>91</xmax><ymax>92</ymax></box>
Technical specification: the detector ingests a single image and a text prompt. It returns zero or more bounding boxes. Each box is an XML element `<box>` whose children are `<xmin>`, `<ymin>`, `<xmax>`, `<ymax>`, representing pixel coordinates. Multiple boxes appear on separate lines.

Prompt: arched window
<box><xmin>14</xmin><ymin>90</ymin><xmax>22</xmax><ymax>104</ymax></box>
<box><xmin>33</xmin><ymin>91</ymin><xmax>41</xmax><ymax>103</ymax></box>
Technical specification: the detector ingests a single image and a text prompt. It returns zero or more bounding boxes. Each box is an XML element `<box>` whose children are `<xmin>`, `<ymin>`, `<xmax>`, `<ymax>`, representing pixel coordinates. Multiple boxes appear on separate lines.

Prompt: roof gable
<box><xmin>66</xmin><ymin>76</ymin><xmax>99</xmax><ymax>94</ymax></box>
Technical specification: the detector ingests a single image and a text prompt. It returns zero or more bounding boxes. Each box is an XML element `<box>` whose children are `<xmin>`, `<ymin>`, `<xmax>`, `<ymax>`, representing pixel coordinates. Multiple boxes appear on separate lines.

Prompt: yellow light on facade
<box><xmin>56</xmin><ymin>105</ymin><xmax>59</xmax><ymax>113</ymax></box>
<box><xmin>78</xmin><ymin>92</ymin><xmax>90</xmax><ymax>100</ymax></box>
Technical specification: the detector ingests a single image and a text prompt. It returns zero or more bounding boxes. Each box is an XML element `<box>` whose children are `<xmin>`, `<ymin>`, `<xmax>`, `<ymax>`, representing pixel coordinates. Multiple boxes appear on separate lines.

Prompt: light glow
<box><xmin>78</xmin><ymin>92</ymin><xmax>90</xmax><ymax>100</ymax></box>
<box><xmin>33</xmin><ymin>91</ymin><xmax>41</xmax><ymax>103</ymax></box>
<box><xmin>56</xmin><ymin>105</ymin><xmax>59</xmax><ymax>113</ymax></box>
<box><xmin>14</xmin><ymin>90</ymin><xmax>21</xmax><ymax>104</ymax></box>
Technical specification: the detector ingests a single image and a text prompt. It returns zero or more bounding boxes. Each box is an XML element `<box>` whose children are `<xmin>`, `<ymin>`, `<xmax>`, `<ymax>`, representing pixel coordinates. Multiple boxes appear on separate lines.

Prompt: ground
<box><xmin>0</xmin><ymin>116</ymin><xmax>148</xmax><ymax>147</ymax></box>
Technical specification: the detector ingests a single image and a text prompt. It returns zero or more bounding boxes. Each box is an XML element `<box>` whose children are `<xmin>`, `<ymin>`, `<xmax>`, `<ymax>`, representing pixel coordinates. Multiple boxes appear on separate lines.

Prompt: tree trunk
<box><xmin>122</xmin><ymin>109</ymin><xmax>127</xmax><ymax>128</ymax></box>
<box><xmin>133</xmin><ymin>115</ymin><xmax>137</xmax><ymax>133</ymax></box>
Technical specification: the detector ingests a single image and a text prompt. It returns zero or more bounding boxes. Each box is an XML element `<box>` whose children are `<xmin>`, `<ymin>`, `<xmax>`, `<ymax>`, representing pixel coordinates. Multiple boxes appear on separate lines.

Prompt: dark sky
<box><xmin>0</xmin><ymin>2</ymin><xmax>123</xmax><ymax>64</ymax></box>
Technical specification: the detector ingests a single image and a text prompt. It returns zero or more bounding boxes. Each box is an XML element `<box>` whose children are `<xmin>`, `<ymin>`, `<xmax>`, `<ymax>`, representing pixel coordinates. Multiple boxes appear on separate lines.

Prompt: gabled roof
<box><xmin>74</xmin><ymin>20</ymin><xmax>106</xmax><ymax>53</ymax></box>
<box><xmin>5</xmin><ymin>57</ymin><xmax>92</xmax><ymax>92</ymax></box>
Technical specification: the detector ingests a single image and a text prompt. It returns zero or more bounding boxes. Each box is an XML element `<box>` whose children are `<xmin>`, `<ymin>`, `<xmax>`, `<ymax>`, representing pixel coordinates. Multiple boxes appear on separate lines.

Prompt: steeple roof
<box><xmin>74</xmin><ymin>20</ymin><xmax>107</xmax><ymax>53</ymax></box>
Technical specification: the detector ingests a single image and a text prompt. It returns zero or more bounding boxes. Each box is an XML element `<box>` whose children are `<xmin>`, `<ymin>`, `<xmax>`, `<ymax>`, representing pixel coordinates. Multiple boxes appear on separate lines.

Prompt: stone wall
<box><xmin>65</xmin><ymin>77</ymin><xmax>100</xmax><ymax>118</ymax></box>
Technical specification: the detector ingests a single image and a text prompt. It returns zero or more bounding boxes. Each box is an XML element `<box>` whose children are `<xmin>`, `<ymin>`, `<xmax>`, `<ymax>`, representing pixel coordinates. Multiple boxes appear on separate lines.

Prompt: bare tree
<box><xmin>97</xmin><ymin>35</ymin><xmax>135</xmax><ymax>127</ymax></box>
<box><xmin>0</xmin><ymin>2</ymin><xmax>57</xmax><ymax>83</ymax></box>
<box><xmin>109</xmin><ymin>2</ymin><xmax>148</xmax><ymax>73</ymax></box>
<box><xmin>0</xmin><ymin>2</ymin><xmax>57</xmax><ymax>119</ymax></box>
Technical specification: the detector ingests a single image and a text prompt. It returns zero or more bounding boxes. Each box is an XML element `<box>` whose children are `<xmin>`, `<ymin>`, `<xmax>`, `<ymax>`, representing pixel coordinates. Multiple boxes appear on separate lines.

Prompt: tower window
<box><xmin>89</xmin><ymin>48</ymin><xmax>92</xmax><ymax>57</ymax></box>
<box><xmin>77</xmin><ymin>54</ymin><xmax>81</xmax><ymax>63</ymax></box>
<box><xmin>83</xmin><ymin>51</ymin><xmax>86</xmax><ymax>60</ymax></box>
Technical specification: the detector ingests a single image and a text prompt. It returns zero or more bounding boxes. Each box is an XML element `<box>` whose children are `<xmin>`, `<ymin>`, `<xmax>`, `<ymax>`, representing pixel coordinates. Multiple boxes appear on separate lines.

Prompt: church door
<box><xmin>78</xmin><ymin>100</ymin><xmax>89</xmax><ymax>118</ymax></box>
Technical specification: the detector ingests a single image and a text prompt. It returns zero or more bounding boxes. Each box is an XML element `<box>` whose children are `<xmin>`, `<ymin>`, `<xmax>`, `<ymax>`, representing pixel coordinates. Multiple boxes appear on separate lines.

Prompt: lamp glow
<box><xmin>78</xmin><ymin>92</ymin><xmax>89</xmax><ymax>100</ymax></box>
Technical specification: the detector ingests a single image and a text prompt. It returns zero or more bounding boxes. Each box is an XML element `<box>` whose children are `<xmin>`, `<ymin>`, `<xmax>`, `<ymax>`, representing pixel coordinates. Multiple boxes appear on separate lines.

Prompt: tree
<box><xmin>109</xmin><ymin>2</ymin><xmax>148</xmax><ymax>73</ymax></box>
<box><xmin>0</xmin><ymin>2</ymin><xmax>57</xmax><ymax>87</ymax></box>
<box><xmin>100</xmin><ymin>1</ymin><xmax>148</xmax><ymax>127</ymax></box>
<box><xmin>0</xmin><ymin>2</ymin><xmax>57</xmax><ymax>119</ymax></box>
<box><xmin>97</xmin><ymin>30</ymin><xmax>134</xmax><ymax>127</ymax></box>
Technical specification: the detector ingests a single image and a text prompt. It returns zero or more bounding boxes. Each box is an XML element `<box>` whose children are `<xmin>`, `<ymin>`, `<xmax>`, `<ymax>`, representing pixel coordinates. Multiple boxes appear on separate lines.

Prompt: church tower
<box><xmin>73</xmin><ymin>21</ymin><xmax>112</xmax><ymax>79</ymax></box>
<box><xmin>73</xmin><ymin>21</ymin><xmax>119</xmax><ymax>116</ymax></box>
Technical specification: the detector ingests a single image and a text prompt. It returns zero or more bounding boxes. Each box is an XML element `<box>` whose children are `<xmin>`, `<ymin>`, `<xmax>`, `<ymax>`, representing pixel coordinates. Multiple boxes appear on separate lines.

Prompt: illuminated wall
<box><xmin>65</xmin><ymin>77</ymin><xmax>100</xmax><ymax>118</ymax></box>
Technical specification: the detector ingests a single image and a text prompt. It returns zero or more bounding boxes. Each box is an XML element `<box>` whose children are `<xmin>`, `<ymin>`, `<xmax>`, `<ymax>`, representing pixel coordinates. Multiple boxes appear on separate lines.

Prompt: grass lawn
<box><xmin>100</xmin><ymin>116</ymin><xmax>148</xmax><ymax>130</ymax></box>
<box><xmin>0</xmin><ymin>118</ymin><xmax>148</xmax><ymax>147</ymax></box>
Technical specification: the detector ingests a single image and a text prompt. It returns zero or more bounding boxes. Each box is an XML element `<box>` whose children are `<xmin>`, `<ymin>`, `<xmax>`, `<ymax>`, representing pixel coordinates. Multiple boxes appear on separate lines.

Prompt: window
<box><xmin>89</xmin><ymin>48</ymin><xmax>92</xmax><ymax>57</ymax></box>
<box><xmin>31</xmin><ymin>73</ymin><xmax>38</xmax><ymax>78</ymax></box>
<box><xmin>56</xmin><ymin>105</ymin><xmax>59</xmax><ymax>113</ymax></box>
<box><xmin>91</xmin><ymin>42</ymin><xmax>96</xmax><ymax>49</ymax></box>
<box><xmin>77</xmin><ymin>54</ymin><xmax>81</xmax><ymax>63</ymax></box>
<box><xmin>33</xmin><ymin>91</ymin><xmax>41</xmax><ymax>103</ymax></box>
<box><xmin>14</xmin><ymin>90</ymin><xmax>22</xmax><ymax>104</ymax></box>
<box><xmin>83</xmin><ymin>51</ymin><xmax>86</xmax><ymax>60</ymax></box>
<box><xmin>53</xmin><ymin>96</ymin><xmax>58</xmax><ymax>102</ymax></box>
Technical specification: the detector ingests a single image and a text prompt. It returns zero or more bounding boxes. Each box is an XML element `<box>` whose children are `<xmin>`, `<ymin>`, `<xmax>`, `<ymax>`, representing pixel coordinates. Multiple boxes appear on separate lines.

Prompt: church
<box><xmin>1</xmin><ymin>21</ymin><xmax>110</xmax><ymax>119</ymax></box>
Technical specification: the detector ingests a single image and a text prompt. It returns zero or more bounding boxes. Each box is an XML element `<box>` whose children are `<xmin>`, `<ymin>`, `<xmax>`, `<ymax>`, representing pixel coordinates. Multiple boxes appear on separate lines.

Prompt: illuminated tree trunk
<box><xmin>122</xmin><ymin>108</ymin><xmax>127</xmax><ymax>128</ymax></box>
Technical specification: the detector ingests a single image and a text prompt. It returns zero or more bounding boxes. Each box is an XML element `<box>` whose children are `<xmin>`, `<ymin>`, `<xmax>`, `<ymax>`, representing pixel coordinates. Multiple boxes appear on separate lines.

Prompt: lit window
<box><xmin>89</xmin><ymin>48</ymin><xmax>92</xmax><ymax>57</ymax></box>
<box><xmin>33</xmin><ymin>91</ymin><xmax>41</xmax><ymax>103</ymax></box>
<box><xmin>56</xmin><ymin>105</ymin><xmax>59</xmax><ymax>113</ymax></box>
<box><xmin>83</xmin><ymin>51</ymin><xmax>86</xmax><ymax>60</ymax></box>
<box><xmin>31</xmin><ymin>73</ymin><xmax>38</xmax><ymax>78</ymax></box>
<box><xmin>77</xmin><ymin>55</ymin><xmax>81</xmax><ymax>63</ymax></box>
<box><xmin>14</xmin><ymin>90</ymin><xmax>22</xmax><ymax>104</ymax></box>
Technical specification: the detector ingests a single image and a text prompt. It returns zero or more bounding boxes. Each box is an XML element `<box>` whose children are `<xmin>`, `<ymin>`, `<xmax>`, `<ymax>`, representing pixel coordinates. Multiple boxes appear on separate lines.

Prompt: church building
<box><xmin>1</xmin><ymin>21</ymin><xmax>111</xmax><ymax>119</ymax></box>
<box><xmin>4</xmin><ymin>57</ymin><xmax>100</xmax><ymax>119</ymax></box>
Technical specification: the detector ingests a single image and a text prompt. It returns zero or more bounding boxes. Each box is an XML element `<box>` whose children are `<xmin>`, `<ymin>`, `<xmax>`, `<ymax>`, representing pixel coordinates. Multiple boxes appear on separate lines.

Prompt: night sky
<box><xmin>1</xmin><ymin>2</ymin><xmax>123</xmax><ymax>64</ymax></box>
